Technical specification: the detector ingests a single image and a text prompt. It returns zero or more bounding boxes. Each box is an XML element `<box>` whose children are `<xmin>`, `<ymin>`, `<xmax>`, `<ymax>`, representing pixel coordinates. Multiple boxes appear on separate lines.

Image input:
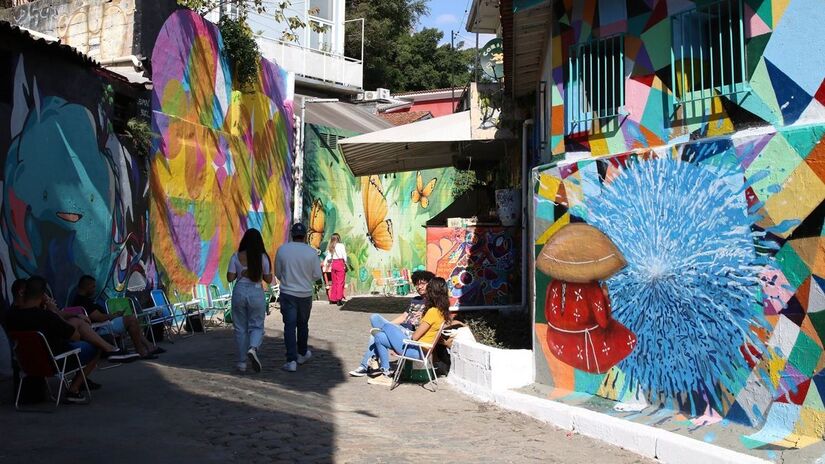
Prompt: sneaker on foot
<box><xmin>282</xmin><ymin>360</ymin><xmax>297</xmax><ymax>372</ymax></box>
<box><xmin>247</xmin><ymin>348</ymin><xmax>262</xmax><ymax>372</ymax></box>
<box><xmin>108</xmin><ymin>352</ymin><xmax>141</xmax><ymax>362</ymax></box>
<box><xmin>64</xmin><ymin>390</ymin><xmax>87</xmax><ymax>404</ymax></box>
<box><xmin>236</xmin><ymin>363</ymin><xmax>247</xmax><ymax>374</ymax></box>
<box><xmin>349</xmin><ymin>365</ymin><xmax>369</xmax><ymax>377</ymax></box>
<box><xmin>297</xmin><ymin>349</ymin><xmax>312</xmax><ymax>365</ymax></box>
<box><xmin>367</xmin><ymin>374</ymin><xmax>393</xmax><ymax>386</ymax></box>
<box><xmin>367</xmin><ymin>357</ymin><xmax>379</xmax><ymax>370</ymax></box>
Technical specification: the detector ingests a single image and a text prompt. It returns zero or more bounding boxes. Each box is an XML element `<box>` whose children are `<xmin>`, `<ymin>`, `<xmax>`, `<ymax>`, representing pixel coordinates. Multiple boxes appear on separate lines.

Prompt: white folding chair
<box><xmin>390</xmin><ymin>322</ymin><xmax>446</xmax><ymax>392</ymax></box>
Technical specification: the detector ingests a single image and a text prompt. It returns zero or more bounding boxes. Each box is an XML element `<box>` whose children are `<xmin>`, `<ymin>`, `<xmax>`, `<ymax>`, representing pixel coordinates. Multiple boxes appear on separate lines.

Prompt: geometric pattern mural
<box><xmin>535</xmin><ymin>0</ymin><xmax>825</xmax><ymax>450</ymax></box>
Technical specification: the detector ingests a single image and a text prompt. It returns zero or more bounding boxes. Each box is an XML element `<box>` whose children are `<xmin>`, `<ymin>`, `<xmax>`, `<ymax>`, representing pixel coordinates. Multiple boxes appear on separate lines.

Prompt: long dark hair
<box><xmin>424</xmin><ymin>277</ymin><xmax>451</xmax><ymax>320</ymax></box>
<box><xmin>238</xmin><ymin>228</ymin><xmax>269</xmax><ymax>282</ymax></box>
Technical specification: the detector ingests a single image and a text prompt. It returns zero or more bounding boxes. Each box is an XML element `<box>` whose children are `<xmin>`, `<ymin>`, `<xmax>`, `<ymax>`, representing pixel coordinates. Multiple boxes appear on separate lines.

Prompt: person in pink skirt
<box><xmin>323</xmin><ymin>233</ymin><xmax>349</xmax><ymax>306</ymax></box>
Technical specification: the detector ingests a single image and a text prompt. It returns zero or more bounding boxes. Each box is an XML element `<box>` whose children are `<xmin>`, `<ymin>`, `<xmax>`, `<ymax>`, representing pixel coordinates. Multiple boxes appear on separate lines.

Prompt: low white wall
<box><xmin>448</xmin><ymin>337</ymin><xmax>534</xmax><ymax>393</ymax></box>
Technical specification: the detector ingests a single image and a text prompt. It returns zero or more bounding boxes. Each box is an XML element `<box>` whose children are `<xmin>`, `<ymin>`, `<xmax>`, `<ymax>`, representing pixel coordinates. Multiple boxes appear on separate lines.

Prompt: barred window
<box><xmin>670</xmin><ymin>0</ymin><xmax>748</xmax><ymax>120</ymax></box>
<box><xmin>566</xmin><ymin>35</ymin><xmax>625</xmax><ymax>135</ymax></box>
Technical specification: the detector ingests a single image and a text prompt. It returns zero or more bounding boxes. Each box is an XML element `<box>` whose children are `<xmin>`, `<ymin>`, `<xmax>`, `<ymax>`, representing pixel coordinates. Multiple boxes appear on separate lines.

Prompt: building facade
<box><xmin>531</xmin><ymin>0</ymin><xmax>825</xmax><ymax>454</ymax></box>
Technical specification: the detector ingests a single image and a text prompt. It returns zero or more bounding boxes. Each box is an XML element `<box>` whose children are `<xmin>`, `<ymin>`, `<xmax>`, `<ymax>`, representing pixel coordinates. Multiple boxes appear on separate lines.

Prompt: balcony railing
<box><xmin>257</xmin><ymin>34</ymin><xmax>363</xmax><ymax>90</ymax></box>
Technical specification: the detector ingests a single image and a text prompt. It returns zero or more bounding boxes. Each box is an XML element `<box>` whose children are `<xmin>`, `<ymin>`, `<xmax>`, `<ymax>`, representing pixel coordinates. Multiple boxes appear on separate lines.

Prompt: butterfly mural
<box><xmin>411</xmin><ymin>171</ymin><xmax>438</xmax><ymax>209</ymax></box>
<box><xmin>307</xmin><ymin>199</ymin><xmax>325</xmax><ymax>250</ymax></box>
<box><xmin>362</xmin><ymin>175</ymin><xmax>393</xmax><ymax>251</ymax></box>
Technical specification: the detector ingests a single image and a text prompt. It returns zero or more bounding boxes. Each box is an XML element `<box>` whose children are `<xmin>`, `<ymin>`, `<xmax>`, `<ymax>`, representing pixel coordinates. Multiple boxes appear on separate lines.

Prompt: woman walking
<box><xmin>227</xmin><ymin>228</ymin><xmax>273</xmax><ymax>373</ymax></box>
<box><xmin>323</xmin><ymin>233</ymin><xmax>348</xmax><ymax>306</ymax></box>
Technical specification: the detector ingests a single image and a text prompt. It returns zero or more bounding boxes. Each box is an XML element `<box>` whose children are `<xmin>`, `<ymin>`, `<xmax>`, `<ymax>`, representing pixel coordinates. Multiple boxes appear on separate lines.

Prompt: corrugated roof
<box><xmin>0</xmin><ymin>21</ymin><xmax>133</xmax><ymax>84</ymax></box>
<box><xmin>394</xmin><ymin>88</ymin><xmax>457</xmax><ymax>97</ymax></box>
<box><xmin>299</xmin><ymin>95</ymin><xmax>393</xmax><ymax>134</ymax></box>
<box><xmin>379</xmin><ymin>111</ymin><xmax>433</xmax><ymax>126</ymax></box>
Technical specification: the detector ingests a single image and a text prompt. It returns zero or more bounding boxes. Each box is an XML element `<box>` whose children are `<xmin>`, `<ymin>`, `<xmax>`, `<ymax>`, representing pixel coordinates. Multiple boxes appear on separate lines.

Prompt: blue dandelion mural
<box><xmin>583</xmin><ymin>155</ymin><xmax>770</xmax><ymax>412</ymax></box>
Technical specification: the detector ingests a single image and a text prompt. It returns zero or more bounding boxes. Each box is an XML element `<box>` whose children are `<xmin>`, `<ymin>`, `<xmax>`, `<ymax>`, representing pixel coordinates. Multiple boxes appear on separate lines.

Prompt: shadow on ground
<box><xmin>338</xmin><ymin>296</ymin><xmax>412</xmax><ymax>314</ymax></box>
<box><xmin>0</xmin><ymin>327</ymin><xmax>344</xmax><ymax>464</ymax></box>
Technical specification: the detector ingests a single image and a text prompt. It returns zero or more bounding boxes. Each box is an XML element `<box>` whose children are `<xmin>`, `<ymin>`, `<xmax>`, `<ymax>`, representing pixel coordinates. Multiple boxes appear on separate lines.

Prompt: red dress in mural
<box><xmin>544</xmin><ymin>280</ymin><xmax>636</xmax><ymax>374</ymax></box>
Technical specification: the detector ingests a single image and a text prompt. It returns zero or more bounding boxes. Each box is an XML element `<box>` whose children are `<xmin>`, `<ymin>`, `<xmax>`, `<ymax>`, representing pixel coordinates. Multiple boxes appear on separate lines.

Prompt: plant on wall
<box><xmin>124</xmin><ymin>117</ymin><xmax>153</xmax><ymax>157</ymax></box>
<box><xmin>218</xmin><ymin>16</ymin><xmax>260</xmax><ymax>90</ymax></box>
<box><xmin>452</xmin><ymin>169</ymin><xmax>479</xmax><ymax>199</ymax></box>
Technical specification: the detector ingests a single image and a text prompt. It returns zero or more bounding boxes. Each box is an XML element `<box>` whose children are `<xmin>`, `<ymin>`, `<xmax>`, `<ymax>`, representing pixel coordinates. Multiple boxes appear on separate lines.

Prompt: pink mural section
<box><xmin>150</xmin><ymin>10</ymin><xmax>294</xmax><ymax>295</ymax></box>
<box><xmin>426</xmin><ymin>226</ymin><xmax>519</xmax><ymax>307</ymax></box>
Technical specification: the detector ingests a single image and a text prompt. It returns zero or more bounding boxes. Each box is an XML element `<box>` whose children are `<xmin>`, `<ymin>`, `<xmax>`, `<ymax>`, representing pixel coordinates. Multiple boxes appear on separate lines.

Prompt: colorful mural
<box><xmin>0</xmin><ymin>47</ymin><xmax>152</xmax><ymax>306</ymax></box>
<box><xmin>540</xmin><ymin>0</ymin><xmax>825</xmax><ymax>164</ymax></box>
<box><xmin>534</xmin><ymin>0</ymin><xmax>825</xmax><ymax>451</ymax></box>
<box><xmin>150</xmin><ymin>10</ymin><xmax>294</xmax><ymax>296</ymax></box>
<box><xmin>302</xmin><ymin>124</ymin><xmax>454</xmax><ymax>295</ymax></box>
<box><xmin>426</xmin><ymin>226</ymin><xmax>520</xmax><ymax>307</ymax></box>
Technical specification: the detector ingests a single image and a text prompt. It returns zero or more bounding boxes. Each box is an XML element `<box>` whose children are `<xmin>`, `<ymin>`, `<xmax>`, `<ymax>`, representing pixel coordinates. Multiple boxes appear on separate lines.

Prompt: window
<box><xmin>320</xmin><ymin>132</ymin><xmax>345</xmax><ymax>149</ymax></box>
<box><xmin>565</xmin><ymin>35</ymin><xmax>624</xmax><ymax>135</ymax></box>
<box><xmin>670</xmin><ymin>0</ymin><xmax>748</xmax><ymax>119</ymax></box>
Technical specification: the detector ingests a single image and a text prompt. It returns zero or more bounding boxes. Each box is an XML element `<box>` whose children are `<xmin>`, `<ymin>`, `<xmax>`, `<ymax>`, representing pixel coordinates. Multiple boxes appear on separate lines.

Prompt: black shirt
<box><xmin>72</xmin><ymin>294</ymin><xmax>106</xmax><ymax>316</ymax></box>
<box><xmin>5</xmin><ymin>307</ymin><xmax>76</xmax><ymax>354</ymax></box>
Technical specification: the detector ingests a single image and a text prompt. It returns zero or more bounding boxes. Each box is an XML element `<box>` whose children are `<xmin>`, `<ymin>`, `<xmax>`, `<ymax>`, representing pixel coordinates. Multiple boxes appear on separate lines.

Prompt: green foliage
<box><xmin>125</xmin><ymin>118</ymin><xmax>154</xmax><ymax>157</ymax></box>
<box><xmin>452</xmin><ymin>169</ymin><xmax>479</xmax><ymax>199</ymax></box>
<box><xmin>218</xmin><ymin>16</ymin><xmax>260</xmax><ymax>91</ymax></box>
<box><xmin>345</xmin><ymin>0</ymin><xmax>473</xmax><ymax>92</ymax></box>
<box><xmin>457</xmin><ymin>311</ymin><xmax>532</xmax><ymax>350</ymax></box>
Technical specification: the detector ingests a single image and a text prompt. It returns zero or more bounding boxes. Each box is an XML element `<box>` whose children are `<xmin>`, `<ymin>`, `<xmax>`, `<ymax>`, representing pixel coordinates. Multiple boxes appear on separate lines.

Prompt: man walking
<box><xmin>275</xmin><ymin>223</ymin><xmax>323</xmax><ymax>372</ymax></box>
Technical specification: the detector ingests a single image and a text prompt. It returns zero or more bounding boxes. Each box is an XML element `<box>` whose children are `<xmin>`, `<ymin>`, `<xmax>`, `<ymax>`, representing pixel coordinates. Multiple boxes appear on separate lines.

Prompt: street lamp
<box><xmin>293</xmin><ymin>97</ymin><xmax>339</xmax><ymax>224</ymax></box>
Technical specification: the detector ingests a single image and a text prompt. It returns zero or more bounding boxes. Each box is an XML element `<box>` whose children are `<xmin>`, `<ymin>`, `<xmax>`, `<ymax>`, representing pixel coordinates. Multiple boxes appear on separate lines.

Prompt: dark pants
<box><xmin>280</xmin><ymin>293</ymin><xmax>313</xmax><ymax>362</ymax></box>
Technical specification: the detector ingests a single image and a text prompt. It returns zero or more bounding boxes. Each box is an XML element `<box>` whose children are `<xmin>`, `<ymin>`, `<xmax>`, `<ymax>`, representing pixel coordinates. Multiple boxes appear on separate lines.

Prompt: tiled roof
<box><xmin>378</xmin><ymin>111</ymin><xmax>433</xmax><ymax>126</ymax></box>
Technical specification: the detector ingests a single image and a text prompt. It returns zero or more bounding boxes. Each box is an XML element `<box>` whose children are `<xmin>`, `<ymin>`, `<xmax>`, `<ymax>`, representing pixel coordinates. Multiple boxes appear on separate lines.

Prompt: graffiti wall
<box><xmin>150</xmin><ymin>10</ymin><xmax>294</xmax><ymax>295</ymax></box>
<box><xmin>540</xmin><ymin>0</ymin><xmax>825</xmax><ymax>164</ymax></box>
<box><xmin>534</xmin><ymin>0</ymin><xmax>825</xmax><ymax>452</ymax></box>
<box><xmin>302</xmin><ymin>123</ymin><xmax>454</xmax><ymax>295</ymax></box>
<box><xmin>0</xmin><ymin>38</ymin><xmax>152</xmax><ymax>306</ymax></box>
<box><xmin>534</xmin><ymin>126</ymin><xmax>825</xmax><ymax>449</ymax></box>
<box><xmin>426</xmin><ymin>226</ymin><xmax>519</xmax><ymax>307</ymax></box>
<box><xmin>0</xmin><ymin>0</ymin><xmax>137</xmax><ymax>60</ymax></box>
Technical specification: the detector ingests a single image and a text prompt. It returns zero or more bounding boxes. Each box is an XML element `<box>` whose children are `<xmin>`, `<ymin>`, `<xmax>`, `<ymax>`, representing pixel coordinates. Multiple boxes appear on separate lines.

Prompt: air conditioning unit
<box><xmin>376</xmin><ymin>88</ymin><xmax>391</xmax><ymax>100</ymax></box>
<box><xmin>362</xmin><ymin>91</ymin><xmax>379</xmax><ymax>101</ymax></box>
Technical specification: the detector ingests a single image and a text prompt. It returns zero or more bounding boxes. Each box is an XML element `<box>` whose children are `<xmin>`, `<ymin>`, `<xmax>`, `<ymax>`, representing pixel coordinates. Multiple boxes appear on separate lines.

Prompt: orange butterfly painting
<box><xmin>411</xmin><ymin>171</ymin><xmax>437</xmax><ymax>208</ymax></box>
<box><xmin>307</xmin><ymin>199</ymin><xmax>325</xmax><ymax>250</ymax></box>
<box><xmin>362</xmin><ymin>175</ymin><xmax>393</xmax><ymax>251</ymax></box>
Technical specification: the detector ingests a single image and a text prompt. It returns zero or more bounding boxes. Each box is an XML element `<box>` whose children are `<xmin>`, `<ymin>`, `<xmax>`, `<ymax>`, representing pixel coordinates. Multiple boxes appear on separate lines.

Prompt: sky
<box><xmin>417</xmin><ymin>0</ymin><xmax>497</xmax><ymax>49</ymax></box>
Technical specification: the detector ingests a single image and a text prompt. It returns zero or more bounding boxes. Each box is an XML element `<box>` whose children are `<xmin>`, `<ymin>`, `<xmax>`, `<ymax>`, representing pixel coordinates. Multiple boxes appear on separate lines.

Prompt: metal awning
<box><xmin>339</xmin><ymin>111</ymin><xmax>475</xmax><ymax>176</ymax></box>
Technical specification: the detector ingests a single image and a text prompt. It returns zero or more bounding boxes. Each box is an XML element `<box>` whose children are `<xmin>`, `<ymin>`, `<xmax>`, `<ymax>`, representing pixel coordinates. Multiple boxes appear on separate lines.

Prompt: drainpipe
<box><xmin>98</xmin><ymin>55</ymin><xmax>144</xmax><ymax>69</ymax></box>
<box><xmin>522</xmin><ymin>119</ymin><xmax>534</xmax><ymax>314</ymax></box>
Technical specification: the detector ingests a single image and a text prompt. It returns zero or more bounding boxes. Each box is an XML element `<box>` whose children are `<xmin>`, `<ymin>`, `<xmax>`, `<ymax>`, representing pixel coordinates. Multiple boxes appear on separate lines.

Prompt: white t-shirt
<box><xmin>323</xmin><ymin>243</ymin><xmax>347</xmax><ymax>264</ymax></box>
<box><xmin>276</xmin><ymin>242</ymin><xmax>323</xmax><ymax>297</ymax></box>
<box><xmin>229</xmin><ymin>252</ymin><xmax>271</xmax><ymax>284</ymax></box>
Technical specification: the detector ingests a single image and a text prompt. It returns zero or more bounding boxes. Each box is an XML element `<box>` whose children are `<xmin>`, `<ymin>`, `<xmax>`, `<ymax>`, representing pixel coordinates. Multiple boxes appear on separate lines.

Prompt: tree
<box><xmin>345</xmin><ymin>0</ymin><xmax>473</xmax><ymax>92</ymax></box>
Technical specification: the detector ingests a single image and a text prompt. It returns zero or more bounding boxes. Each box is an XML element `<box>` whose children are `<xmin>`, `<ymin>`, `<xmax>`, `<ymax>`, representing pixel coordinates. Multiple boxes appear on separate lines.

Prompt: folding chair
<box><xmin>370</xmin><ymin>270</ymin><xmax>390</xmax><ymax>296</ymax></box>
<box><xmin>209</xmin><ymin>284</ymin><xmax>232</xmax><ymax>324</ymax></box>
<box><xmin>193</xmin><ymin>284</ymin><xmax>227</xmax><ymax>329</ymax></box>
<box><xmin>173</xmin><ymin>289</ymin><xmax>206</xmax><ymax>334</ymax></box>
<box><xmin>9</xmin><ymin>331</ymin><xmax>91</xmax><ymax>410</ymax></box>
<box><xmin>106</xmin><ymin>297</ymin><xmax>161</xmax><ymax>346</ymax></box>
<box><xmin>390</xmin><ymin>322</ymin><xmax>446</xmax><ymax>392</ymax></box>
<box><xmin>150</xmin><ymin>289</ymin><xmax>191</xmax><ymax>339</ymax></box>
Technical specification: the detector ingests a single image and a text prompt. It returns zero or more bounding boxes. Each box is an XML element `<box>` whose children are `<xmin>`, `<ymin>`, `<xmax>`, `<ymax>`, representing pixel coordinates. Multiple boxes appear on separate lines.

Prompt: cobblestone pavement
<box><xmin>0</xmin><ymin>298</ymin><xmax>651</xmax><ymax>464</ymax></box>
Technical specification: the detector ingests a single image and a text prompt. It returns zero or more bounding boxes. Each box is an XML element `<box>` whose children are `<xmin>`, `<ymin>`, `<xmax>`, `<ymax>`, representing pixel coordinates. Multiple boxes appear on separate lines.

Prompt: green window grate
<box><xmin>565</xmin><ymin>34</ymin><xmax>625</xmax><ymax>135</ymax></box>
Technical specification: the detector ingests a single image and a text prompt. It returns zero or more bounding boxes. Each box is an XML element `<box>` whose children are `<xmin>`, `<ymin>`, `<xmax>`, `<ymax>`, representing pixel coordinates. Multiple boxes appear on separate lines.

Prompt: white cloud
<box><xmin>460</xmin><ymin>33</ymin><xmax>497</xmax><ymax>49</ymax></box>
<box><xmin>435</xmin><ymin>13</ymin><xmax>458</xmax><ymax>25</ymax></box>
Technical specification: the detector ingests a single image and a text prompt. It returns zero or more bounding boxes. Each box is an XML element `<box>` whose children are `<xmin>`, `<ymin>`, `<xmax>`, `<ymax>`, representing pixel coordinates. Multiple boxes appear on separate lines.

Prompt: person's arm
<box><xmin>275</xmin><ymin>249</ymin><xmax>284</xmax><ymax>282</ymax></box>
<box><xmin>409</xmin><ymin>320</ymin><xmax>431</xmax><ymax>342</ymax></box>
<box><xmin>262</xmin><ymin>254</ymin><xmax>273</xmax><ymax>284</ymax></box>
<box><xmin>49</xmin><ymin>311</ymin><xmax>80</xmax><ymax>342</ymax></box>
<box><xmin>339</xmin><ymin>243</ymin><xmax>348</xmax><ymax>264</ymax></box>
<box><xmin>390</xmin><ymin>314</ymin><xmax>407</xmax><ymax>324</ymax></box>
<box><xmin>312</xmin><ymin>254</ymin><xmax>323</xmax><ymax>282</ymax></box>
<box><xmin>227</xmin><ymin>254</ymin><xmax>239</xmax><ymax>283</ymax></box>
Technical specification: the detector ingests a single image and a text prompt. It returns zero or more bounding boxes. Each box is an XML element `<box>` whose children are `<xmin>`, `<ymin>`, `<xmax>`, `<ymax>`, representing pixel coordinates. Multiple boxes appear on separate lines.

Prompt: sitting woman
<box><xmin>367</xmin><ymin>277</ymin><xmax>451</xmax><ymax>386</ymax></box>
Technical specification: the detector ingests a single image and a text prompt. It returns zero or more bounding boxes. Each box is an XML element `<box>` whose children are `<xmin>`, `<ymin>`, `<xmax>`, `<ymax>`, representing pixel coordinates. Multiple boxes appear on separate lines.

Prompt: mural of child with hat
<box><xmin>536</xmin><ymin>223</ymin><xmax>636</xmax><ymax>374</ymax></box>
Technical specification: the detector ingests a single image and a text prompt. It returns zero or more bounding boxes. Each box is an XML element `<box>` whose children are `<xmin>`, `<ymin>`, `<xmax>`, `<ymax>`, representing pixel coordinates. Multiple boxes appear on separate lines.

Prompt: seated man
<box><xmin>0</xmin><ymin>278</ymin><xmax>25</xmax><ymax>379</ymax></box>
<box><xmin>72</xmin><ymin>275</ymin><xmax>162</xmax><ymax>359</ymax></box>
<box><xmin>5</xmin><ymin>276</ymin><xmax>99</xmax><ymax>403</ymax></box>
<box><xmin>348</xmin><ymin>270</ymin><xmax>434</xmax><ymax>377</ymax></box>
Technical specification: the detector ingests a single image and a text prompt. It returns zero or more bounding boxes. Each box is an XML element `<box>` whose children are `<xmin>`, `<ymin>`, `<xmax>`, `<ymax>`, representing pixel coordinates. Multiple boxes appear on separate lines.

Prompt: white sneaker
<box><xmin>297</xmin><ymin>349</ymin><xmax>312</xmax><ymax>365</ymax></box>
<box><xmin>247</xmin><ymin>348</ymin><xmax>262</xmax><ymax>373</ymax></box>
<box><xmin>236</xmin><ymin>362</ymin><xmax>247</xmax><ymax>373</ymax></box>
<box><xmin>370</xmin><ymin>328</ymin><xmax>381</xmax><ymax>336</ymax></box>
<box><xmin>367</xmin><ymin>374</ymin><xmax>393</xmax><ymax>386</ymax></box>
<box><xmin>282</xmin><ymin>360</ymin><xmax>297</xmax><ymax>372</ymax></box>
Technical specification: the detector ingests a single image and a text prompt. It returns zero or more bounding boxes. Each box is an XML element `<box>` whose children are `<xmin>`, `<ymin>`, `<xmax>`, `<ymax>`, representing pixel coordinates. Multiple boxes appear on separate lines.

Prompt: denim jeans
<box><xmin>358</xmin><ymin>314</ymin><xmax>407</xmax><ymax>368</ymax></box>
<box><xmin>231</xmin><ymin>281</ymin><xmax>266</xmax><ymax>365</ymax></box>
<box><xmin>373</xmin><ymin>322</ymin><xmax>422</xmax><ymax>372</ymax></box>
<box><xmin>280</xmin><ymin>293</ymin><xmax>313</xmax><ymax>362</ymax></box>
<box><xmin>0</xmin><ymin>325</ymin><xmax>11</xmax><ymax>378</ymax></box>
